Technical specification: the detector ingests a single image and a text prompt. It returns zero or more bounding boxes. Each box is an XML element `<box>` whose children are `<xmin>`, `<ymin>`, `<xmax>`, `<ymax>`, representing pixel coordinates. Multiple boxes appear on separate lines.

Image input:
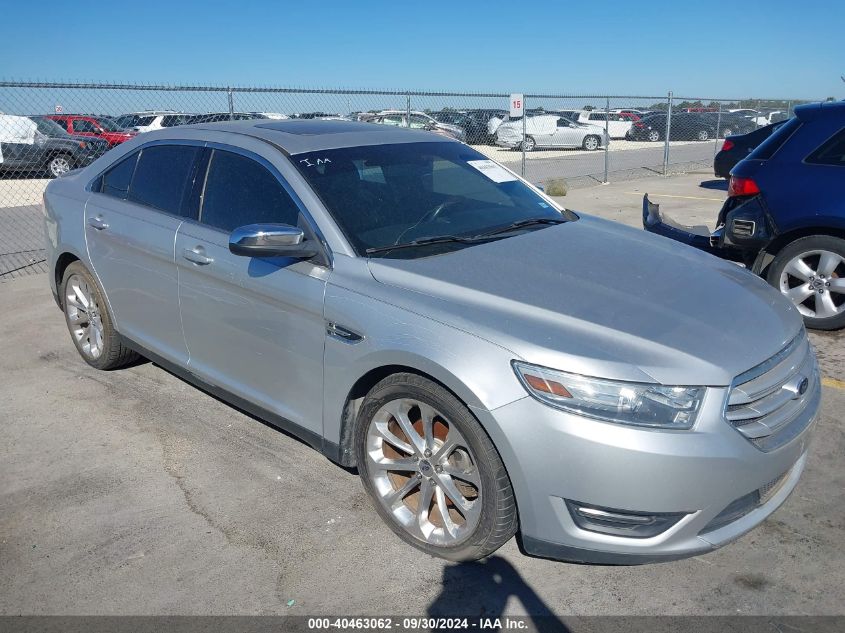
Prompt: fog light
<box><xmin>566</xmin><ymin>500</ymin><xmax>686</xmax><ymax>539</ymax></box>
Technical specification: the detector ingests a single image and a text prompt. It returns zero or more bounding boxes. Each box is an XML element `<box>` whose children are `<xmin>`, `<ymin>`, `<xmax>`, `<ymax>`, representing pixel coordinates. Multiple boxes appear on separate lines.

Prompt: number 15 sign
<box><xmin>509</xmin><ymin>93</ymin><xmax>524</xmax><ymax>118</ymax></box>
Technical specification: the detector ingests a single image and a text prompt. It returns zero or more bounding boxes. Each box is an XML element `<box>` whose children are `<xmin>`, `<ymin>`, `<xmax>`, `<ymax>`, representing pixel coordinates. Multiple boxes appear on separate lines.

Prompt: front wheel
<box><xmin>696</xmin><ymin>129</ymin><xmax>710</xmax><ymax>141</ymax></box>
<box><xmin>520</xmin><ymin>136</ymin><xmax>536</xmax><ymax>152</ymax></box>
<box><xmin>647</xmin><ymin>129</ymin><xmax>661</xmax><ymax>142</ymax></box>
<box><xmin>582</xmin><ymin>135</ymin><xmax>600</xmax><ymax>151</ymax></box>
<box><xmin>355</xmin><ymin>373</ymin><xmax>518</xmax><ymax>561</ymax></box>
<box><xmin>766</xmin><ymin>235</ymin><xmax>845</xmax><ymax>330</ymax></box>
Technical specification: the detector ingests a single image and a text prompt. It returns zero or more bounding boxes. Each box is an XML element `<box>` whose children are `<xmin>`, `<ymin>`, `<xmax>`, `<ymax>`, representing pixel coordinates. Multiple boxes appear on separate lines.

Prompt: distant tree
<box><xmin>583</xmin><ymin>105</ymin><xmax>594</xmax><ymax>111</ymax></box>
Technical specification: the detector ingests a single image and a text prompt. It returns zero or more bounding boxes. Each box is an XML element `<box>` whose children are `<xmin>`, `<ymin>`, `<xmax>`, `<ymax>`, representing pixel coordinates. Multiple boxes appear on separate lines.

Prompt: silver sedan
<box><xmin>44</xmin><ymin>120</ymin><xmax>818</xmax><ymax>563</ymax></box>
<box><xmin>495</xmin><ymin>114</ymin><xmax>609</xmax><ymax>151</ymax></box>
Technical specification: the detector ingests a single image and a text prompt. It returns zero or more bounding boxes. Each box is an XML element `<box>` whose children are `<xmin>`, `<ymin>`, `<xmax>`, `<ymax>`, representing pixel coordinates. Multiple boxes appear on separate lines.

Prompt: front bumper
<box><xmin>472</xmin><ymin>377</ymin><xmax>818</xmax><ymax>564</ymax></box>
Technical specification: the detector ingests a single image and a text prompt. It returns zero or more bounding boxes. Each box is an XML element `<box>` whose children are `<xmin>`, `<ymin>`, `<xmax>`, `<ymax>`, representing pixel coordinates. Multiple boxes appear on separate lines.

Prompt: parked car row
<box><xmin>625</xmin><ymin>112</ymin><xmax>757</xmax><ymax>142</ymax></box>
<box><xmin>0</xmin><ymin>114</ymin><xmax>110</xmax><ymax>178</ymax></box>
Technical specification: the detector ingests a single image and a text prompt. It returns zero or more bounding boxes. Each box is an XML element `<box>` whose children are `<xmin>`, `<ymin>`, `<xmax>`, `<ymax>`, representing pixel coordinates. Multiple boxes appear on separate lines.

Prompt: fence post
<box><xmin>662</xmin><ymin>91</ymin><xmax>673</xmax><ymax>176</ymax></box>
<box><xmin>714</xmin><ymin>102</ymin><xmax>723</xmax><ymax>157</ymax></box>
<box><xmin>603</xmin><ymin>96</ymin><xmax>609</xmax><ymax>183</ymax></box>
<box><xmin>786</xmin><ymin>99</ymin><xmax>792</xmax><ymax>118</ymax></box>
<box><xmin>756</xmin><ymin>98</ymin><xmax>761</xmax><ymax>128</ymax></box>
<box><xmin>227</xmin><ymin>87</ymin><xmax>234</xmax><ymax>120</ymax></box>
<box><xmin>406</xmin><ymin>93</ymin><xmax>411</xmax><ymax>128</ymax></box>
<box><xmin>521</xmin><ymin>95</ymin><xmax>526</xmax><ymax>178</ymax></box>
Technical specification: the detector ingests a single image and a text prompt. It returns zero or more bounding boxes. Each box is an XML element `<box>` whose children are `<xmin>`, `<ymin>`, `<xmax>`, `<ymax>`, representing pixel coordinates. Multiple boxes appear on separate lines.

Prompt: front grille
<box><xmin>725</xmin><ymin>332</ymin><xmax>819</xmax><ymax>452</ymax></box>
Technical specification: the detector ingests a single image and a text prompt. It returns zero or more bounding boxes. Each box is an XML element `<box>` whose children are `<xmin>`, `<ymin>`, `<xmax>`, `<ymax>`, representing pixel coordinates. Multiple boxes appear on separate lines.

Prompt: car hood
<box><xmin>366</xmin><ymin>215</ymin><xmax>802</xmax><ymax>386</ymax></box>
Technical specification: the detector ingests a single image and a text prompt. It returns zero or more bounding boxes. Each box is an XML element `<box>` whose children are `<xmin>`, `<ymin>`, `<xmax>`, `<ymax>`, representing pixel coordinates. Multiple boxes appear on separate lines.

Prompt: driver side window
<box><xmin>73</xmin><ymin>119</ymin><xmax>98</xmax><ymax>133</ymax></box>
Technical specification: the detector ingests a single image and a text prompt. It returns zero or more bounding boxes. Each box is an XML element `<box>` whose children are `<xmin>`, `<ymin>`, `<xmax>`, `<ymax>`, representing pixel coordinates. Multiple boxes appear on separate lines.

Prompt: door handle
<box><xmin>87</xmin><ymin>216</ymin><xmax>109</xmax><ymax>230</ymax></box>
<box><xmin>182</xmin><ymin>247</ymin><xmax>213</xmax><ymax>265</ymax></box>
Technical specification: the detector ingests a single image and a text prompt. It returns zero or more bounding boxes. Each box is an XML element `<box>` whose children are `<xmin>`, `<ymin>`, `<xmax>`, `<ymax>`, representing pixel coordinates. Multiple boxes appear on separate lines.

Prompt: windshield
<box><xmin>293</xmin><ymin>142</ymin><xmax>567</xmax><ymax>258</ymax></box>
<box><xmin>31</xmin><ymin>116</ymin><xmax>70</xmax><ymax>137</ymax></box>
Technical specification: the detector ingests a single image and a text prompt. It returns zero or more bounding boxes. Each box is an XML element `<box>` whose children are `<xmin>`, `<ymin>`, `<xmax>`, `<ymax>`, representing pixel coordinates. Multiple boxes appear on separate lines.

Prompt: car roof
<box><xmin>146</xmin><ymin>119</ymin><xmax>459</xmax><ymax>154</ymax></box>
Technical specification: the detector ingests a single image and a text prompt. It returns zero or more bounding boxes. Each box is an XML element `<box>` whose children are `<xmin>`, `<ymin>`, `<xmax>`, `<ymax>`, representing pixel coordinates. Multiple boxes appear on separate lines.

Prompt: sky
<box><xmin>2</xmin><ymin>0</ymin><xmax>842</xmax><ymax>101</ymax></box>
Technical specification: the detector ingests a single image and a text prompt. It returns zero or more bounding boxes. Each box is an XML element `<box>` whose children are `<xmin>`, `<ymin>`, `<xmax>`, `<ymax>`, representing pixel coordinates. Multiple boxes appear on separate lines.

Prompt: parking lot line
<box><xmin>822</xmin><ymin>376</ymin><xmax>845</xmax><ymax>390</ymax></box>
<box><xmin>623</xmin><ymin>192</ymin><xmax>725</xmax><ymax>202</ymax></box>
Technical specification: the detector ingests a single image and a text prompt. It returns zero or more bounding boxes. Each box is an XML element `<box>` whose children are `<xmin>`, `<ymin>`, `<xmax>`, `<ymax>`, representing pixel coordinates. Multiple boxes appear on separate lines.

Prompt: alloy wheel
<box><xmin>49</xmin><ymin>156</ymin><xmax>72</xmax><ymax>177</ymax></box>
<box><xmin>522</xmin><ymin>137</ymin><xmax>535</xmax><ymax>152</ymax></box>
<box><xmin>365</xmin><ymin>398</ymin><xmax>482</xmax><ymax>546</ymax></box>
<box><xmin>647</xmin><ymin>130</ymin><xmax>660</xmax><ymax>142</ymax></box>
<box><xmin>697</xmin><ymin>130</ymin><xmax>709</xmax><ymax>141</ymax></box>
<box><xmin>64</xmin><ymin>274</ymin><xmax>105</xmax><ymax>359</ymax></box>
<box><xmin>584</xmin><ymin>136</ymin><xmax>599</xmax><ymax>151</ymax></box>
<box><xmin>778</xmin><ymin>250</ymin><xmax>845</xmax><ymax>319</ymax></box>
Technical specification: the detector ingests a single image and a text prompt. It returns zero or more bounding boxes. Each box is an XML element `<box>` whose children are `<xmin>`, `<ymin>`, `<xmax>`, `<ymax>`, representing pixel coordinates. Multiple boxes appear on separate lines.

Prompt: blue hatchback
<box><xmin>644</xmin><ymin>100</ymin><xmax>845</xmax><ymax>330</ymax></box>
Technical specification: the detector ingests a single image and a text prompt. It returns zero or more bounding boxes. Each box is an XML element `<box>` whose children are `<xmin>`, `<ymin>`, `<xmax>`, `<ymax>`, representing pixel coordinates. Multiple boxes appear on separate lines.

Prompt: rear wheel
<box><xmin>696</xmin><ymin>129</ymin><xmax>710</xmax><ymax>141</ymax></box>
<box><xmin>647</xmin><ymin>129</ymin><xmax>661</xmax><ymax>142</ymax></box>
<box><xmin>355</xmin><ymin>373</ymin><xmax>518</xmax><ymax>561</ymax></box>
<box><xmin>582</xmin><ymin>135</ymin><xmax>600</xmax><ymax>151</ymax></box>
<box><xmin>721</xmin><ymin>127</ymin><xmax>733</xmax><ymax>138</ymax></box>
<box><xmin>47</xmin><ymin>153</ymin><xmax>74</xmax><ymax>178</ymax></box>
<box><xmin>766</xmin><ymin>235</ymin><xmax>845</xmax><ymax>330</ymax></box>
<box><xmin>61</xmin><ymin>262</ymin><xmax>140</xmax><ymax>369</ymax></box>
<box><xmin>520</xmin><ymin>136</ymin><xmax>536</xmax><ymax>152</ymax></box>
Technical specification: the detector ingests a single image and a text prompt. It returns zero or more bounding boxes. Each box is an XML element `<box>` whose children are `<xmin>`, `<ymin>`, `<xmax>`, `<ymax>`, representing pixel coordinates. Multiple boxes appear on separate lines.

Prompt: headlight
<box><xmin>512</xmin><ymin>361</ymin><xmax>704</xmax><ymax>429</ymax></box>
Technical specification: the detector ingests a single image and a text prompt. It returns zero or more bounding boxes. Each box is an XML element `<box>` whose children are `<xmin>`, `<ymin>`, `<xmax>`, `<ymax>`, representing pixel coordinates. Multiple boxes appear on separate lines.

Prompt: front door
<box><xmin>175</xmin><ymin>147</ymin><xmax>328</xmax><ymax>435</ymax></box>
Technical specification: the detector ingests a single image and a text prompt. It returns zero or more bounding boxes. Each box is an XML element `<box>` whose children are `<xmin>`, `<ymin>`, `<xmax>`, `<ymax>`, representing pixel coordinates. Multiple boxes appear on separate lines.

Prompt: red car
<box><xmin>46</xmin><ymin>115</ymin><xmax>136</xmax><ymax>147</ymax></box>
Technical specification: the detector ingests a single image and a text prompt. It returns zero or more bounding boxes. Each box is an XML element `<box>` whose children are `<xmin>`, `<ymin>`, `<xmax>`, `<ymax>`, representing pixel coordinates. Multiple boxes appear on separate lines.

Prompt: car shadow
<box><xmin>699</xmin><ymin>179</ymin><xmax>728</xmax><ymax>191</ymax></box>
<box><xmin>427</xmin><ymin>556</ymin><xmax>570</xmax><ymax>632</ymax></box>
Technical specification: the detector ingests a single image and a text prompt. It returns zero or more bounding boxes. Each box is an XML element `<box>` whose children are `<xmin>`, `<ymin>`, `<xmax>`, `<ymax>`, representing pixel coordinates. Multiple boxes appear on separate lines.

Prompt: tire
<box><xmin>47</xmin><ymin>153</ymin><xmax>74</xmax><ymax>178</ymax></box>
<box><xmin>582</xmin><ymin>135</ymin><xmax>600</xmax><ymax>151</ymax></box>
<box><xmin>520</xmin><ymin>136</ymin><xmax>536</xmax><ymax>152</ymax></box>
<box><xmin>647</xmin><ymin>130</ymin><xmax>661</xmax><ymax>142</ymax></box>
<box><xmin>60</xmin><ymin>261</ymin><xmax>140</xmax><ymax>369</ymax></box>
<box><xmin>696</xmin><ymin>129</ymin><xmax>710</xmax><ymax>141</ymax></box>
<box><xmin>355</xmin><ymin>373</ymin><xmax>518</xmax><ymax>561</ymax></box>
<box><xmin>721</xmin><ymin>128</ymin><xmax>733</xmax><ymax>138</ymax></box>
<box><xmin>765</xmin><ymin>235</ymin><xmax>845</xmax><ymax>331</ymax></box>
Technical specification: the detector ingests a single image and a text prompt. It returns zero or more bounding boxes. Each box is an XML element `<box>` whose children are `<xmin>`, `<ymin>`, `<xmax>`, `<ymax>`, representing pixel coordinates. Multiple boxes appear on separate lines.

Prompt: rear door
<box><xmin>175</xmin><ymin>146</ymin><xmax>328</xmax><ymax>435</ymax></box>
<box><xmin>85</xmin><ymin>142</ymin><xmax>205</xmax><ymax>364</ymax></box>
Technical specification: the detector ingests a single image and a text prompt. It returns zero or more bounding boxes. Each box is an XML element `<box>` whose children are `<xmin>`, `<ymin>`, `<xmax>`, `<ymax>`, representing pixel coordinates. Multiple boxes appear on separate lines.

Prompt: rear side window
<box><xmin>100</xmin><ymin>152</ymin><xmax>139</xmax><ymax>198</ymax></box>
<box><xmin>806</xmin><ymin>128</ymin><xmax>845</xmax><ymax>166</ymax></box>
<box><xmin>200</xmin><ymin>150</ymin><xmax>300</xmax><ymax>232</ymax></box>
<box><xmin>748</xmin><ymin>117</ymin><xmax>801</xmax><ymax>160</ymax></box>
<box><xmin>127</xmin><ymin>145</ymin><xmax>202</xmax><ymax>216</ymax></box>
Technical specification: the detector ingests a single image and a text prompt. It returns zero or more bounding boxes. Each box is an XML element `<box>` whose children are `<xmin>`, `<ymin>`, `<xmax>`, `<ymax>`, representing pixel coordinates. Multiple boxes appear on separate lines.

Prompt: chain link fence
<box><xmin>0</xmin><ymin>81</ymin><xmax>812</xmax><ymax>277</ymax></box>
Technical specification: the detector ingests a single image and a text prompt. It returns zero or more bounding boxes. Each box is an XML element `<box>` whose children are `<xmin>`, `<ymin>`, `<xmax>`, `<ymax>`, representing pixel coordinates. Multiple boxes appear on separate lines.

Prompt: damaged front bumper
<box><xmin>641</xmin><ymin>193</ymin><xmax>777</xmax><ymax>265</ymax></box>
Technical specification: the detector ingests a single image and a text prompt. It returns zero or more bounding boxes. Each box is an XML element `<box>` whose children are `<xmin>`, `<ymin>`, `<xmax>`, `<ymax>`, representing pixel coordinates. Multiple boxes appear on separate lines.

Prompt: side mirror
<box><xmin>229</xmin><ymin>223</ymin><xmax>317</xmax><ymax>258</ymax></box>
